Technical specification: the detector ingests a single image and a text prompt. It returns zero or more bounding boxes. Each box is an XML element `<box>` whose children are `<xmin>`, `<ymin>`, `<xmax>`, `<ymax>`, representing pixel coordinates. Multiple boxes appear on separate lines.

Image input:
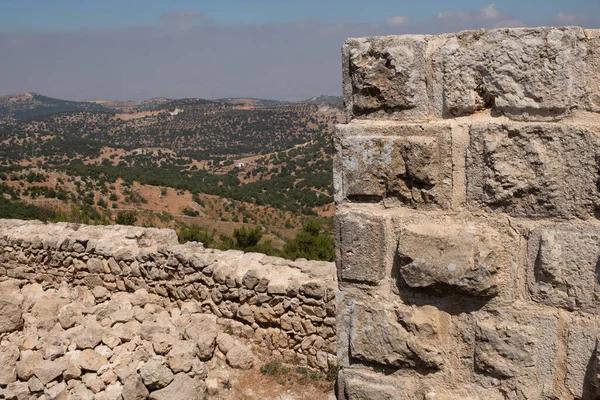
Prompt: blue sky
<box><xmin>1</xmin><ymin>0</ymin><xmax>598</xmax><ymax>31</ymax></box>
<box><xmin>1</xmin><ymin>1</ymin><xmax>599</xmax><ymax>100</ymax></box>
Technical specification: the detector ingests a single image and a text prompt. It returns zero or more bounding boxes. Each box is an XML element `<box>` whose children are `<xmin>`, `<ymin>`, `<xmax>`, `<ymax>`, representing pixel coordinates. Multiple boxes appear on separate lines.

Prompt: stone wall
<box><xmin>334</xmin><ymin>27</ymin><xmax>600</xmax><ymax>399</ymax></box>
<box><xmin>0</xmin><ymin>219</ymin><xmax>337</xmax><ymax>373</ymax></box>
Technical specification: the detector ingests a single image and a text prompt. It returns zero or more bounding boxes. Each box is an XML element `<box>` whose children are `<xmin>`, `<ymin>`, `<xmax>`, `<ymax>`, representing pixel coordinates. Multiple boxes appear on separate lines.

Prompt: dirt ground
<box><xmin>213</xmin><ymin>367</ymin><xmax>336</xmax><ymax>400</ymax></box>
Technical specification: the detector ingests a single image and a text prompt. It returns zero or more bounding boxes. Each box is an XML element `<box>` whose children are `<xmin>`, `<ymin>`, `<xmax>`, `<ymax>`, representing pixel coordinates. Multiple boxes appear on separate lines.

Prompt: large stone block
<box><xmin>345</xmin><ymin>27</ymin><xmax>600</xmax><ymax>122</ymax></box>
<box><xmin>527</xmin><ymin>225</ymin><xmax>600</xmax><ymax>312</ymax></box>
<box><xmin>565</xmin><ymin>315</ymin><xmax>600</xmax><ymax>398</ymax></box>
<box><xmin>583</xmin><ymin>30</ymin><xmax>600</xmax><ymax>113</ymax></box>
<box><xmin>396</xmin><ymin>219</ymin><xmax>514</xmax><ymax>298</ymax></box>
<box><xmin>474</xmin><ymin>310</ymin><xmax>558</xmax><ymax>399</ymax></box>
<box><xmin>336</xmin><ymin>122</ymin><xmax>452</xmax><ymax>208</ymax></box>
<box><xmin>349</xmin><ymin>302</ymin><xmax>449</xmax><ymax>370</ymax></box>
<box><xmin>467</xmin><ymin>122</ymin><xmax>600</xmax><ymax>219</ymax></box>
<box><xmin>343</xmin><ymin>36</ymin><xmax>429</xmax><ymax>121</ymax></box>
<box><xmin>433</xmin><ymin>27</ymin><xmax>588</xmax><ymax>121</ymax></box>
<box><xmin>337</xmin><ymin>369</ymin><xmax>413</xmax><ymax>400</ymax></box>
<box><xmin>338</xmin><ymin>367</ymin><xmax>504</xmax><ymax>400</ymax></box>
<box><xmin>335</xmin><ymin>211</ymin><xmax>387</xmax><ymax>284</ymax></box>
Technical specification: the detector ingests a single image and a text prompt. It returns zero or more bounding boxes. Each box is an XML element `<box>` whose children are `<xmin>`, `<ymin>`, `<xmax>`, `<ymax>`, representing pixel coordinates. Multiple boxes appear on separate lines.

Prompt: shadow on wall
<box><xmin>582</xmin><ymin>343</ymin><xmax>599</xmax><ymax>400</ymax></box>
<box><xmin>391</xmin><ymin>245</ymin><xmax>495</xmax><ymax>316</ymax></box>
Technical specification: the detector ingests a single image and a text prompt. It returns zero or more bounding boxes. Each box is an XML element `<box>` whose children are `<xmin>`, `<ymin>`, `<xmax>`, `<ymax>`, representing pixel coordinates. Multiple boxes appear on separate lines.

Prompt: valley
<box><xmin>0</xmin><ymin>93</ymin><xmax>343</xmax><ymax>260</ymax></box>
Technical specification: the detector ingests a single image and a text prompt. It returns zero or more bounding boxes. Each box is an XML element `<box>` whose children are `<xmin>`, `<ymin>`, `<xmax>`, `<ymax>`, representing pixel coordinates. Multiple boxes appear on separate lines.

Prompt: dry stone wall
<box><xmin>0</xmin><ymin>219</ymin><xmax>337</xmax><ymax>398</ymax></box>
<box><xmin>335</xmin><ymin>27</ymin><xmax>600</xmax><ymax>400</ymax></box>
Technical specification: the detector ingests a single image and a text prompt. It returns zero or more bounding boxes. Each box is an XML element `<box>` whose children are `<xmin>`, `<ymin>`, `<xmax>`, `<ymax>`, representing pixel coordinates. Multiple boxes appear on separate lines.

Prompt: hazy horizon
<box><xmin>2</xmin><ymin>0</ymin><xmax>599</xmax><ymax>101</ymax></box>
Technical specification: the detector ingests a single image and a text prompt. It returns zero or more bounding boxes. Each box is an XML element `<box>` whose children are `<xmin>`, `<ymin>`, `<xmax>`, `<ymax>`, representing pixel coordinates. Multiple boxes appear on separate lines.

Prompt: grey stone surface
<box><xmin>336</xmin><ymin>26</ymin><xmax>600</xmax><ymax>400</ymax></box>
<box><xmin>225</xmin><ymin>345</ymin><xmax>254</xmax><ymax>370</ymax></box>
<box><xmin>149</xmin><ymin>373</ymin><xmax>205</xmax><ymax>400</ymax></box>
<box><xmin>33</xmin><ymin>360</ymin><xmax>66</xmax><ymax>385</ymax></box>
<box><xmin>343</xmin><ymin>27</ymin><xmax>600</xmax><ymax>122</ymax></box>
<box><xmin>184</xmin><ymin>314</ymin><xmax>218</xmax><ymax>361</ymax></box>
<box><xmin>336</xmin><ymin>122</ymin><xmax>452</xmax><ymax>208</ymax></box>
<box><xmin>336</xmin><ymin>211</ymin><xmax>386</xmax><ymax>284</ymax></box>
<box><xmin>467</xmin><ymin>122</ymin><xmax>600</xmax><ymax>219</ymax></box>
<box><xmin>565</xmin><ymin>315</ymin><xmax>600</xmax><ymax>397</ymax></box>
<box><xmin>474</xmin><ymin>310</ymin><xmax>559</xmax><ymax>399</ymax></box>
<box><xmin>139</xmin><ymin>358</ymin><xmax>174</xmax><ymax>390</ymax></box>
<box><xmin>0</xmin><ymin>343</ymin><xmax>19</xmax><ymax>385</ymax></box>
<box><xmin>337</xmin><ymin>369</ymin><xmax>408</xmax><ymax>400</ymax></box>
<box><xmin>0</xmin><ymin>295</ymin><xmax>23</xmax><ymax>333</ymax></box>
<box><xmin>343</xmin><ymin>35</ymin><xmax>429</xmax><ymax>121</ymax></box>
<box><xmin>527</xmin><ymin>224</ymin><xmax>600</xmax><ymax>312</ymax></box>
<box><xmin>396</xmin><ymin>221</ymin><xmax>510</xmax><ymax>297</ymax></box>
<box><xmin>349</xmin><ymin>303</ymin><xmax>447</xmax><ymax>370</ymax></box>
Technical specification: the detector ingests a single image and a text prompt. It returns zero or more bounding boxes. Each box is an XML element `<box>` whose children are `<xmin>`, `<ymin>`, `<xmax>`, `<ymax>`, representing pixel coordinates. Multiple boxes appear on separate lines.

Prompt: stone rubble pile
<box><xmin>0</xmin><ymin>219</ymin><xmax>338</xmax><ymax>374</ymax></box>
<box><xmin>0</xmin><ymin>281</ymin><xmax>263</xmax><ymax>399</ymax></box>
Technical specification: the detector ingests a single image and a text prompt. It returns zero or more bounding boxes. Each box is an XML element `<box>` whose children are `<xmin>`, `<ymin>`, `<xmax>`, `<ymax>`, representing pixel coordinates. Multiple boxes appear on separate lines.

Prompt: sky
<box><xmin>1</xmin><ymin>0</ymin><xmax>599</xmax><ymax>101</ymax></box>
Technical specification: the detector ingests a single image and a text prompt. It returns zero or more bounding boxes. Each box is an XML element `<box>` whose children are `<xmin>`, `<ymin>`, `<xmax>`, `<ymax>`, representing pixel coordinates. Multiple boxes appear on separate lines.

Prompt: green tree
<box><xmin>283</xmin><ymin>219</ymin><xmax>335</xmax><ymax>262</ymax></box>
<box><xmin>233</xmin><ymin>226</ymin><xmax>263</xmax><ymax>249</ymax></box>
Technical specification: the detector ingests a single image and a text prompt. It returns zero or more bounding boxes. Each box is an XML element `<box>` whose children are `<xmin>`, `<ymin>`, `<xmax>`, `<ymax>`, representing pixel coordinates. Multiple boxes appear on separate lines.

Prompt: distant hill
<box><xmin>0</xmin><ymin>93</ymin><xmax>343</xmax><ymax>121</ymax></box>
<box><xmin>87</xmin><ymin>97</ymin><xmax>172</xmax><ymax>113</ymax></box>
<box><xmin>301</xmin><ymin>95</ymin><xmax>343</xmax><ymax>108</ymax></box>
<box><xmin>217</xmin><ymin>98</ymin><xmax>285</xmax><ymax>107</ymax></box>
<box><xmin>0</xmin><ymin>93</ymin><xmax>115</xmax><ymax>120</ymax></box>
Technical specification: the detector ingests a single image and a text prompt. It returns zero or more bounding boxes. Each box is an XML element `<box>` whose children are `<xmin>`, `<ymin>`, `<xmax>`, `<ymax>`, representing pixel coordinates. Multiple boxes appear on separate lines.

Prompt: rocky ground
<box><xmin>0</xmin><ymin>280</ymin><xmax>334</xmax><ymax>399</ymax></box>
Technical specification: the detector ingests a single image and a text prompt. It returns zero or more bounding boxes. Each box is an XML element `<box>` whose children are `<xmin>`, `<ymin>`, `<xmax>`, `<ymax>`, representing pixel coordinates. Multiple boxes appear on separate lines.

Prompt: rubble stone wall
<box><xmin>335</xmin><ymin>27</ymin><xmax>600</xmax><ymax>400</ymax></box>
<box><xmin>0</xmin><ymin>219</ymin><xmax>337</xmax><ymax>372</ymax></box>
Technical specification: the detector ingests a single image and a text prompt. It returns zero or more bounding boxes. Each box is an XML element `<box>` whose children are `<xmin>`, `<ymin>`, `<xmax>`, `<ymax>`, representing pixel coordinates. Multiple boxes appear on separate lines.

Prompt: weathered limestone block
<box><xmin>527</xmin><ymin>225</ymin><xmax>600</xmax><ymax>312</ymax></box>
<box><xmin>184</xmin><ymin>314</ymin><xmax>217</xmax><ymax>360</ymax></box>
<box><xmin>423</xmin><ymin>389</ymin><xmax>502</xmax><ymax>400</ymax></box>
<box><xmin>467</xmin><ymin>122</ymin><xmax>600</xmax><ymax>219</ymax></box>
<box><xmin>349</xmin><ymin>303</ymin><xmax>448</xmax><ymax>370</ymax></box>
<box><xmin>122</xmin><ymin>375</ymin><xmax>149</xmax><ymax>400</ymax></box>
<box><xmin>344</xmin><ymin>27</ymin><xmax>600</xmax><ymax>122</ymax></box>
<box><xmin>226</xmin><ymin>345</ymin><xmax>254</xmax><ymax>370</ymax></box>
<box><xmin>343</xmin><ymin>35</ymin><xmax>429</xmax><ymax>121</ymax></box>
<box><xmin>0</xmin><ymin>293</ymin><xmax>23</xmax><ymax>333</ymax></box>
<box><xmin>474</xmin><ymin>310</ymin><xmax>558</xmax><ymax>399</ymax></box>
<box><xmin>584</xmin><ymin>30</ymin><xmax>600</xmax><ymax>113</ymax></box>
<box><xmin>0</xmin><ymin>343</ymin><xmax>19</xmax><ymax>385</ymax></box>
<box><xmin>565</xmin><ymin>315</ymin><xmax>600</xmax><ymax>397</ymax></box>
<box><xmin>433</xmin><ymin>27</ymin><xmax>588</xmax><ymax>120</ymax></box>
<box><xmin>396</xmin><ymin>219</ymin><xmax>514</xmax><ymax>297</ymax></box>
<box><xmin>78</xmin><ymin>349</ymin><xmax>108</xmax><ymax>372</ymax></box>
<box><xmin>32</xmin><ymin>360</ymin><xmax>67</xmax><ymax>385</ymax></box>
<box><xmin>336</xmin><ymin>122</ymin><xmax>452</xmax><ymax>208</ymax></box>
<box><xmin>335</xmin><ymin>210</ymin><xmax>387</xmax><ymax>284</ymax></box>
<box><xmin>4</xmin><ymin>381</ymin><xmax>31</xmax><ymax>400</ymax></box>
<box><xmin>337</xmin><ymin>369</ymin><xmax>412</xmax><ymax>400</ymax></box>
<box><xmin>139</xmin><ymin>358</ymin><xmax>174</xmax><ymax>390</ymax></box>
<box><xmin>148</xmin><ymin>373</ymin><xmax>205</xmax><ymax>400</ymax></box>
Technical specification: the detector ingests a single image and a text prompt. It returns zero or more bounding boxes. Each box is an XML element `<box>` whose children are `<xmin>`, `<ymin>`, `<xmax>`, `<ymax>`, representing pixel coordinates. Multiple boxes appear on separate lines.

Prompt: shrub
<box><xmin>116</xmin><ymin>210</ymin><xmax>137</xmax><ymax>225</ymax></box>
<box><xmin>177</xmin><ymin>224</ymin><xmax>215</xmax><ymax>246</ymax></box>
<box><xmin>182</xmin><ymin>208</ymin><xmax>200</xmax><ymax>217</ymax></box>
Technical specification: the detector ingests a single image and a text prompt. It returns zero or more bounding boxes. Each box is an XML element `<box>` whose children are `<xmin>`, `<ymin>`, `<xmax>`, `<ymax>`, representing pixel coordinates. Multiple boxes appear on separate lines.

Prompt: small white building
<box><xmin>169</xmin><ymin>108</ymin><xmax>183</xmax><ymax>116</ymax></box>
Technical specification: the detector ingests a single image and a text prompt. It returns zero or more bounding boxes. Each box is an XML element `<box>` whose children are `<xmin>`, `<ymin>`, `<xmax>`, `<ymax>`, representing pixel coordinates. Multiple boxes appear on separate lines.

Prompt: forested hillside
<box><xmin>0</xmin><ymin>94</ymin><xmax>343</xmax><ymax>260</ymax></box>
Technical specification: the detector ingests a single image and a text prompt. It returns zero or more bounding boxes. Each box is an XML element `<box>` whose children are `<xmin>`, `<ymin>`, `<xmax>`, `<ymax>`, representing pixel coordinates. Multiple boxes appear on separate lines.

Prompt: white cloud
<box><xmin>480</xmin><ymin>4</ymin><xmax>500</xmax><ymax>19</ymax></box>
<box><xmin>437</xmin><ymin>3</ymin><xmax>499</xmax><ymax>21</ymax></box>
<box><xmin>554</xmin><ymin>13</ymin><xmax>588</xmax><ymax>25</ymax></box>
<box><xmin>492</xmin><ymin>19</ymin><xmax>527</xmax><ymax>29</ymax></box>
<box><xmin>386</xmin><ymin>15</ymin><xmax>410</xmax><ymax>27</ymax></box>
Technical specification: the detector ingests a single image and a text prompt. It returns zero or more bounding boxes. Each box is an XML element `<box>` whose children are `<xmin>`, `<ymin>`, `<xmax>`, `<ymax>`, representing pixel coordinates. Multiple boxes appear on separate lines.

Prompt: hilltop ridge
<box><xmin>0</xmin><ymin>93</ymin><xmax>343</xmax><ymax>121</ymax></box>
